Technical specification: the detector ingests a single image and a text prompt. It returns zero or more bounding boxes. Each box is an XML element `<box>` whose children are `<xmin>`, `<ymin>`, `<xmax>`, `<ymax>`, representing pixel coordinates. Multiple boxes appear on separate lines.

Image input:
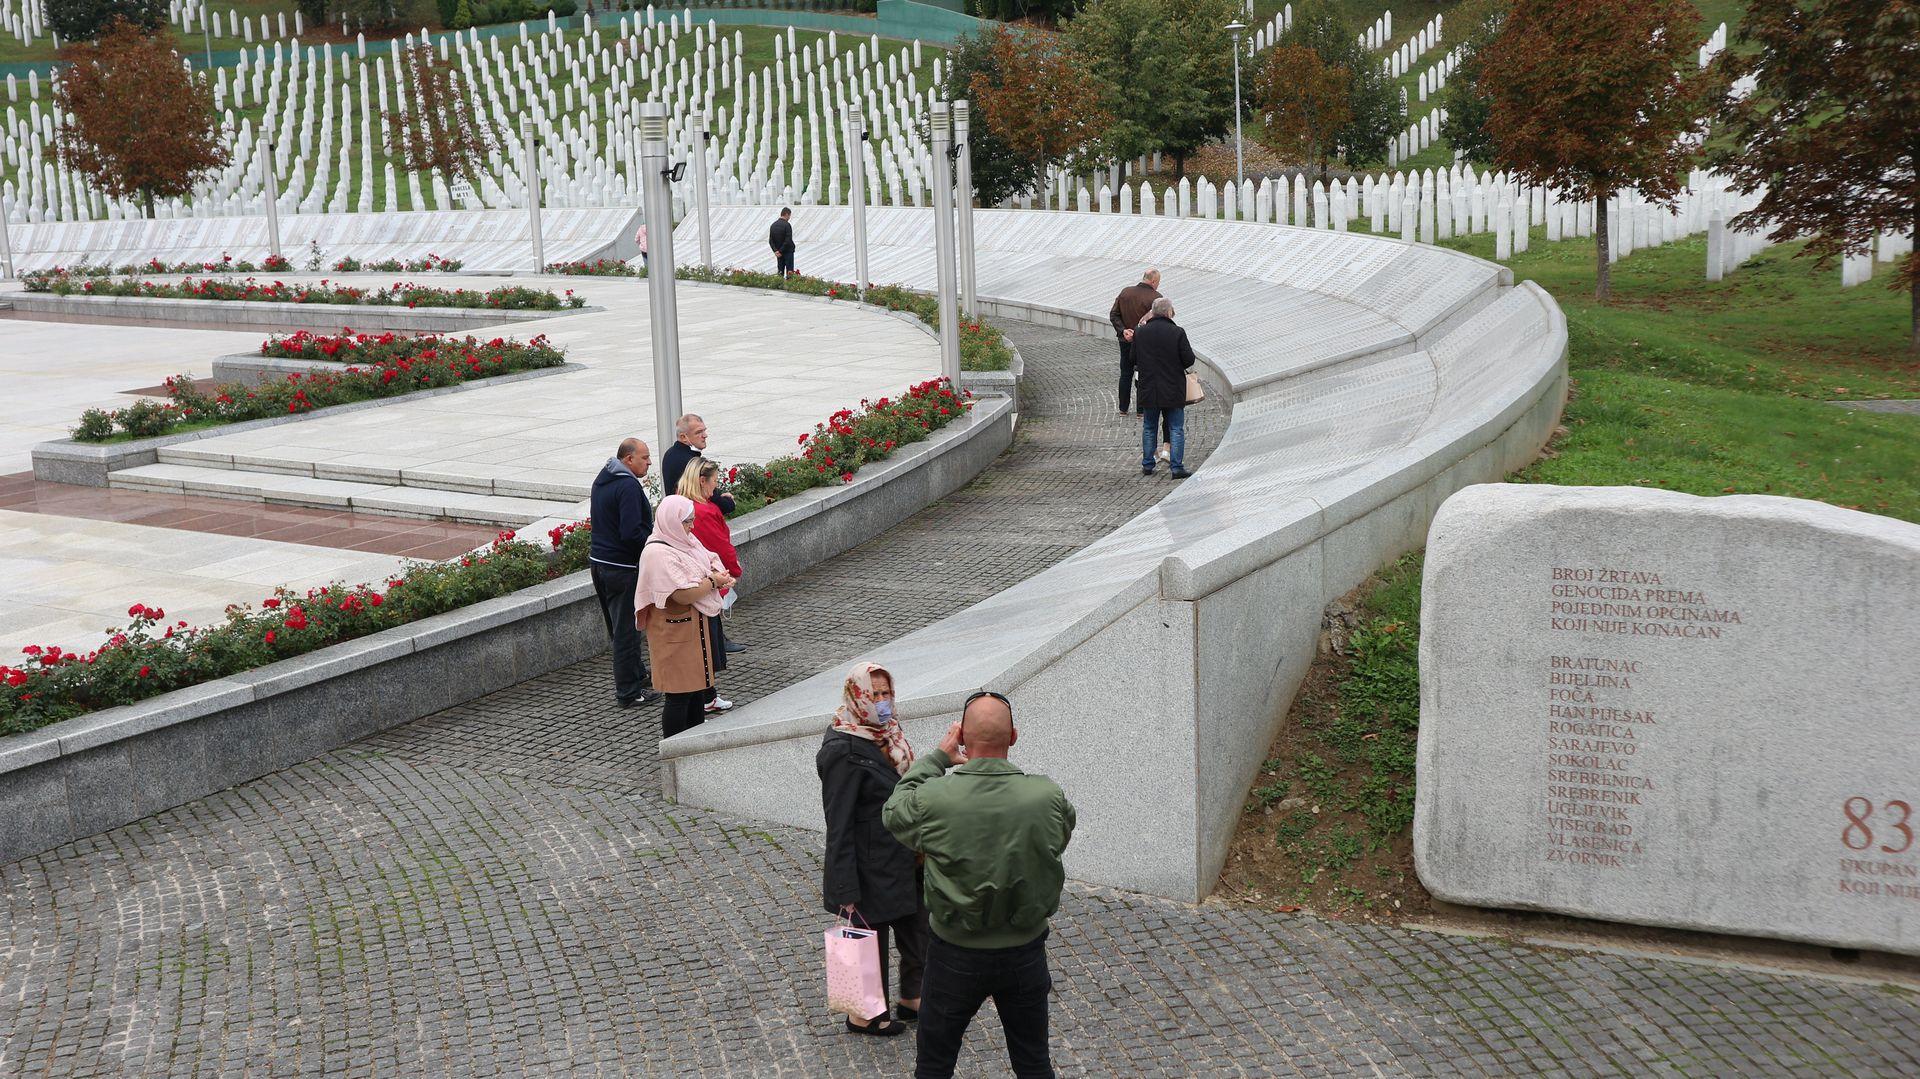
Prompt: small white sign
<box><xmin>450</xmin><ymin>177</ymin><xmax>476</xmax><ymax>209</ymax></box>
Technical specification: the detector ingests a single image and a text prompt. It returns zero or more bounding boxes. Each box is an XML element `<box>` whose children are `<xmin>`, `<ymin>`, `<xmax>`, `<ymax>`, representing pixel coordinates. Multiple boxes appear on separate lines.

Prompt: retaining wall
<box><xmin>0</xmin><ymin>389</ymin><xmax>1013</xmax><ymax>865</ymax></box>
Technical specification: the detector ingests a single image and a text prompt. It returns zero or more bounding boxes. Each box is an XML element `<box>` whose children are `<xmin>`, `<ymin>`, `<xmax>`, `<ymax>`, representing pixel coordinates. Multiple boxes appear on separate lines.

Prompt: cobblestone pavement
<box><xmin>3</xmin><ymin>323</ymin><xmax>1917</xmax><ymax>1078</ymax></box>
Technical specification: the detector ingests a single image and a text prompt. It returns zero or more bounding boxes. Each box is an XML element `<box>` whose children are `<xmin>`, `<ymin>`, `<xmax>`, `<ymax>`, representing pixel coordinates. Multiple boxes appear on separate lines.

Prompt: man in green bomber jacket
<box><xmin>882</xmin><ymin>691</ymin><xmax>1076</xmax><ymax>1079</ymax></box>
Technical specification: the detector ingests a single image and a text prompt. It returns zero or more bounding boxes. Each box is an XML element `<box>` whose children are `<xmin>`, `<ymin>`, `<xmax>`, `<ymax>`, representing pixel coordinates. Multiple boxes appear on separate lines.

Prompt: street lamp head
<box><xmin>1226</xmin><ymin>19</ymin><xmax>1245</xmax><ymax>35</ymax></box>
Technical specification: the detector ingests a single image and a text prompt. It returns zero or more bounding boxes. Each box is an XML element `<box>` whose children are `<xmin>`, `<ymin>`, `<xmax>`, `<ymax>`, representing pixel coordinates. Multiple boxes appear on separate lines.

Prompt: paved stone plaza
<box><xmin>1</xmin><ymin>322</ymin><xmax>1914</xmax><ymax>1077</ymax></box>
<box><xmin>0</xmin><ymin>275</ymin><xmax>938</xmax><ymax>657</ymax></box>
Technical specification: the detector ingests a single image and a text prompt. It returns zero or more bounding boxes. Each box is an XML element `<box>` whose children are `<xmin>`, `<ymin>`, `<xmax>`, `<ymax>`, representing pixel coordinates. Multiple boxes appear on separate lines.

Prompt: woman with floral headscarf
<box><xmin>816</xmin><ymin>662</ymin><xmax>924</xmax><ymax>1037</ymax></box>
<box><xmin>635</xmin><ymin>494</ymin><xmax>734</xmax><ymax>738</ymax></box>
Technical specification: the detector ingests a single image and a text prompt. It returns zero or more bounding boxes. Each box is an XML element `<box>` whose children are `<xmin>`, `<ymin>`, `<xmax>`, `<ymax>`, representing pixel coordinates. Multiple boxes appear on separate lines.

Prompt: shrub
<box><xmin>0</xmin><ymin>530</ymin><xmax>595</xmax><ymax>734</ymax></box>
<box><xmin>70</xmin><ymin>333</ymin><xmax>568</xmax><ymax>442</ymax></box>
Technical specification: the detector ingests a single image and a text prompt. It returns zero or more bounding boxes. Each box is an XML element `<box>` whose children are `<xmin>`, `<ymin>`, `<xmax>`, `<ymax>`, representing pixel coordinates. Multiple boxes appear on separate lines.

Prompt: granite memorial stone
<box><xmin>1416</xmin><ymin>484</ymin><xmax>1920</xmax><ymax>956</ymax></box>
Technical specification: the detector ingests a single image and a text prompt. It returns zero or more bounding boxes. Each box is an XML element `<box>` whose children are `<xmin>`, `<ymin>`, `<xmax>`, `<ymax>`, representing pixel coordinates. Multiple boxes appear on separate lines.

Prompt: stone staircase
<box><xmin>110</xmin><ymin>449</ymin><xmax>585</xmax><ymax>528</ymax></box>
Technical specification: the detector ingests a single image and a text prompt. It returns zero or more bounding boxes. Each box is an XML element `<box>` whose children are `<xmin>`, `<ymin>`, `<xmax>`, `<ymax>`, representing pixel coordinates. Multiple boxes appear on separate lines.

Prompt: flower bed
<box><xmin>331</xmin><ymin>254</ymin><xmax>464</xmax><ymax>273</ymax></box>
<box><xmin>22</xmin><ymin>271</ymin><xmax>584</xmax><ymax>310</ymax></box>
<box><xmin>546</xmin><ymin>258</ymin><xmax>639</xmax><ymax>276</ymax></box>
<box><xmin>726</xmin><ymin>377</ymin><xmax>977</xmax><ymax>514</ymax></box>
<box><xmin>12</xmin><ymin>375</ymin><xmax>980</xmax><ymax>731</ymax></box>
<box><xmin>536</xmin><ymin>260</ymin><xmax>1013</xmax><ymax>371</ymax></box>
<box><xmin>0</xmin><ymin>531</ymin><xmax>593</xmax><ymax>734</ymax></box>
<box><xmin>677</xmin><ymin>268</ymin><xmax>1015</xmax><ymax>372</ymax></box>
<box><xmin>70</xmin><ymin>333</ymin><xmax>567</xmax><ymax>441</ymax></box>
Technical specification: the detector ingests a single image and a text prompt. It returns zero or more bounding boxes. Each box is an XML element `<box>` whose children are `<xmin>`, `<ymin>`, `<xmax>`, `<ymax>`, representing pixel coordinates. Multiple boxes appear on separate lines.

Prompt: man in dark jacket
<box><xmin>1130</xmin><ymin>297</ymin><xmax>1196</xmax><ymax>479</ymax></box>
<box><xmin>884</xmin><ymin>692</ymin><xmax>1075</xmax><ymax>1078</ymax></box>
<box><xmin>589</xmin><ymin>437</ymin><xmax>660</xmax><ymax>706</ymax></box>
<box><xmin>769</xmin><ymin>207</ymin><xmax>796</xmax><ymax>276</ymax></box>
<box><xmin>1107</xmin><ymin>269</ymin><xmax>1161</xmax><ymax>414</ymax></box>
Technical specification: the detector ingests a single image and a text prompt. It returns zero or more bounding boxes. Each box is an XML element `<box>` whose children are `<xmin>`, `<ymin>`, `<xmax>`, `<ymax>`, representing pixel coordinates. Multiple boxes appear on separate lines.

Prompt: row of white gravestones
<box><xmin>1248</xmin><ymin>5</ymin><xmax>1292</xmax><ymax>53</ymax></box>
<box><xmin>1417</xmin><ymin>47</ymin><xmax>1463</xmax><ymax>103</ymax></box>
<box><xmin>1358</xmin><ymin>11</ymin><xmax>1390</xmax><ymax>52</ymax></box>
<box><xmin>1381</xmin><ymin>14</ymin><xmax>1442</xmax><ymax>80</ymax></box>
<box><xmin>1387</xmin><ymin>108</ymin><xmax>1448</xmax><ymax>168</ymax></box>
<box><xmin>0</xmin><ymin>11</ymin><xmax>937</xmax><ymax>223</ymax></box>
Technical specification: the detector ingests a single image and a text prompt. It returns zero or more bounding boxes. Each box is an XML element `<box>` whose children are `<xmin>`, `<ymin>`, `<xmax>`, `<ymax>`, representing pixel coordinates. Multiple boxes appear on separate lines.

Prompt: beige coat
<box><xmin>644</xmin><ymin>597</ymin><xmax>714</xmax><ymax>694</ymax></box>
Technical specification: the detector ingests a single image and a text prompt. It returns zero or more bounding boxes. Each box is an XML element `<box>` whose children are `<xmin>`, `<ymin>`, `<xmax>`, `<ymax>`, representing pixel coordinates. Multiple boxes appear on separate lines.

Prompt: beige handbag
<box><xmin>1185</xmin><ymin>372</ymin><xmax>1206</xmax><ymax>404</ymax></box>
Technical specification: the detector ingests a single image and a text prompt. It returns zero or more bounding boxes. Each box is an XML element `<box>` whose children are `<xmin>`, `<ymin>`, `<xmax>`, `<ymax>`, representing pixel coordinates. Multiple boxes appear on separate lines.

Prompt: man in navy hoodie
<box><xmin>589</xmin><ymin>437</ymin><xmax>660</xmax><ymax>706</ymax></box>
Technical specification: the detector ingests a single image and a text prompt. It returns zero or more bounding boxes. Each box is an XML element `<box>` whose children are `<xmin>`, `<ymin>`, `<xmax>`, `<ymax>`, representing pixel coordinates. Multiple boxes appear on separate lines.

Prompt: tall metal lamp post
<box><xmin>639</xmin><ymin>102</ymin><xmax>687</xmax><ymax>459</ymax></box>
<box><xmin>1227</xmin><ymin>20</ymin><xmax>1246</xmax><ymax>190</ymax></box>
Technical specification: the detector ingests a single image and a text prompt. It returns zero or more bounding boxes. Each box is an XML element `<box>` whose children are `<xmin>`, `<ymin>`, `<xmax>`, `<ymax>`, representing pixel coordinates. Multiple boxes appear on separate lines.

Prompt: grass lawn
<box><xmin>1220</xmin><ymin>225</ymin><xmax>1919</xmax><ymax>918</ymax></box>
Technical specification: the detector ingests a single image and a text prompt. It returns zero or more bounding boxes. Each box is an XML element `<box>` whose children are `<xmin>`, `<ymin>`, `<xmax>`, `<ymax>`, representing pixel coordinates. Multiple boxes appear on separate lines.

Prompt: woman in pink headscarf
<box><xmin>816</xmin><ymin>661</ymin><xmax>924</xmax><ymax>1036</ymax></box>
<box><xmin>635</xmin><ymin>494</ymin><xmax>734</xmax><ymax>738</ymax></box>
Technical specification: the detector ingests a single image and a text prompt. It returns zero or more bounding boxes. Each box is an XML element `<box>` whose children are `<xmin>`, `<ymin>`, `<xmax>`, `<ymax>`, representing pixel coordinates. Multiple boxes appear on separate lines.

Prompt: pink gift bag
<box><xmin>823</xmin><ymin>922</ymin><xmax>885</xmax><ymax>1020</ymax></box>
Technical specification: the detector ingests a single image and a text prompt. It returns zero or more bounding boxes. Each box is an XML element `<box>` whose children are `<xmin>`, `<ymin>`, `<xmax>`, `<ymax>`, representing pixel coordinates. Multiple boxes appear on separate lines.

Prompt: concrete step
<box><xmin>153</xmin><ymin>444</ymin><xmax>590</xmax><ymax>502</ymax></box>
<box><xmin>110</xmin><ymin>463</ymin><xmax>580</xmax><ymax>527</ymax></box>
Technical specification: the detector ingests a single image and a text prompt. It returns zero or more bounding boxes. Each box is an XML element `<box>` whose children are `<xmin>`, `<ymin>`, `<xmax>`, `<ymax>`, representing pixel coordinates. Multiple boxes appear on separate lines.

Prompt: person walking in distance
<box><xmin>817</xmin><ymin>662</ymin><xmax>926</xmax><ymax>1038</ymax></box>
<box><xmin>588</xmin><ymin>438</ymin><xmax>660</xmax><ymax>707</ymax></box>
<box><xmin>634</xmin><ymin>495</ymin><xmax>733</xmax><ymax>738</ymax></box>
<box><xmin>883</xmin><ymin>691</ymin><xmax>1075</xmax><ymax>1079</ymax></box>
<box><xmin>1131</xmin><ymin>297</ymin><xmax>1196</xmax><ymax>479</ymax></box>
<box><xmin>769</xmin><ymin>207</ymin><xmax>797</xmax><ymax>277</ymax></box>
<box><xmin>1107</xmin><ymin>269</ymin><xmax>1161</xmax><ymax>415</ymax></box>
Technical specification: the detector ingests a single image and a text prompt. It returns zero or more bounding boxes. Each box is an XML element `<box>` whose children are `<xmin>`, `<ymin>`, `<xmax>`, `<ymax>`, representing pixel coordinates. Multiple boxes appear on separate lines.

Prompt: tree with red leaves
<box><xmin>1255</xmin><ymin>44</ymin><xmax>1352</xmax><ymax>187</ymax></box>
<box><xmin>970</xmin><ymin>26</ymin><xmax>1112</xmax><ymax>199</ymax></box>
<box><xmin>54</xmin><ymin>21</ymin><xmax>230</xmax><ymax>219</ymax></box>
<box><xmin>1713</xmin><ymin>0</ymin><xmax>1920</xmax><ymax>354</ymax></box>
<box><xmin>1479</xmin><ymin>0</ymin><xmax>1723</xmax><ymax>300</ymax></box>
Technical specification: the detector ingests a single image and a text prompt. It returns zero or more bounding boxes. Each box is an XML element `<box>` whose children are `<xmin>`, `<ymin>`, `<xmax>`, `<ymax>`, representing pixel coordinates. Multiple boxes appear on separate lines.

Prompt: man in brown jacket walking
<box><xmin>1107</xmin><ymin>269</ymin><xmax>1161</xmax><ymax>415</ymax></box>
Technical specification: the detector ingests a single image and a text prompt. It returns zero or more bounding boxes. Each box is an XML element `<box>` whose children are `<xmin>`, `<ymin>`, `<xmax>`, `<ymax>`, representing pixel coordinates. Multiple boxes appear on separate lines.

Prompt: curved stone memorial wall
<box><xmin>1416</xmin><ymin>484</ymin><xmax>1920</xmax><ymax>956</ymax></box>
<box><xmin>659</xmin><ymin>207</ymin><xmax>1569</xmax><ymax>902</ymax></box>
<box><xmin>5</xmin><ymin>208</ymin><xmax>638</xmax><ymax>275</ymax></box>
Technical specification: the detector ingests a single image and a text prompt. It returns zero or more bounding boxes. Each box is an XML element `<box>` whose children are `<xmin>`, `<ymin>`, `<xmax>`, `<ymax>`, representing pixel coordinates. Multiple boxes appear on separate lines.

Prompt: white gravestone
<box><xmin>1416</xmin><ymin>484</ymin><xmax>1920</xmax><ymax>957</ymax></box>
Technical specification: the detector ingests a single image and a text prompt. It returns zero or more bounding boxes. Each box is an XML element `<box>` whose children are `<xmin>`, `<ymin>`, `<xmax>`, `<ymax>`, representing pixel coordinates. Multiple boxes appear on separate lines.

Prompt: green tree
<box><xmin>1273</xmin><ymin>0</ymin><xmax>1402</xmax><ymax>169</ymax></box>
<box><xmin>1069</xmin><ymin>0</ymin><xmax>1238</xmax><ymax>179</ymax></box>
<box><xmin>1481</xmin><ymin>0</ymin><xmax>1722</xmax><ymax>300</ymax></box>
<box><xmin>1436</xmin><ymin>0</ymin><xmax>1509</xmax><ymax>167</ymax></box>
<box><xmin>1712</xmin><ymin>0</ymin><xmax>1920</xmax><ymax>354</ymax></box>
<box><xmin>46</xmin><ymin>0</ymin><xmax>165</xmax><ymax>42</ymax></box>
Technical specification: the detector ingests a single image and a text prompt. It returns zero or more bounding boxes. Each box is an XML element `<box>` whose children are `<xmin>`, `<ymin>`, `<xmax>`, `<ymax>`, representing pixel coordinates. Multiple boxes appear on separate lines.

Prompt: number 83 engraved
<box><xmin>1842</xmin><ymin>797</ymin><xmax>1915</xmax><ymax>854</ymax></box>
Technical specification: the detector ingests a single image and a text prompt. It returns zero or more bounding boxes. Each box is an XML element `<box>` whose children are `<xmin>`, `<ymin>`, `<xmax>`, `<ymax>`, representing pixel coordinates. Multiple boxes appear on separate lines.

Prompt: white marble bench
<box><xmin>659</xmin><ymin>206</ymin><xmax>1568</xmax><ymax>902</ymax></box>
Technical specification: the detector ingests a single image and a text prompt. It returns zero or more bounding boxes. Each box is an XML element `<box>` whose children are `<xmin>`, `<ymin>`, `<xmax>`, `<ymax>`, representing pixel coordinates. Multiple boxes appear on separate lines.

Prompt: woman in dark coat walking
<box><xmin>817</xmin><ymin>661</ymin><xmax>925</xmax><ymax>1037</ymax></box>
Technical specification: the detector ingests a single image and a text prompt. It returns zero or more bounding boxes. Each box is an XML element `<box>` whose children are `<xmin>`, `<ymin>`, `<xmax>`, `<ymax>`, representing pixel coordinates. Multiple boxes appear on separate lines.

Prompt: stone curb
<box><xmin>0</xmin><ymin>386</ymin><xmax>1018</xmax><ymax>867</ymax></box>
<box><xmin>29</xmin><ymin>362</ymin><xmax>585</xmax><ymax>487</ymax></box>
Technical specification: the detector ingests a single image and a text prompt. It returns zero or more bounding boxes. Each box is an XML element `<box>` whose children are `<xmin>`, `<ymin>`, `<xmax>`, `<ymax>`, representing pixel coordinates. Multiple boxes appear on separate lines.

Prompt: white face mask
<box><xmin>874</xmin><ymin>700</ymin><xmax>894</xmax><ymax>721</ymax></box>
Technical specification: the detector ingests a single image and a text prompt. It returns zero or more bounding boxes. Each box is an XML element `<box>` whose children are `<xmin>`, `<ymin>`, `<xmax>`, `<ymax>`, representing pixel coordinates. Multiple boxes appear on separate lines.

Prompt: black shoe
<box><xmin>723</xmin><ymin>639</ymin><xmax>747</xmax><ymax>654</ymax></box>
<box><xmin>1171</xmin><ymin>469</ymin><xmax>1192</xmax><ymax>479</ymax></box>
<box><xmin>894</xmin><ymin>1003</ymin><xmax>919</xmax><ymax>1022</ymax></box>
<box><xmin>845</xmin><ymin>1015</ymin><xmax>907</xmax><ymax>1037</ymax></box>
<box><xmin>618</xmin><ymin>688</ymin><xmax>663</xmax><ymax>707</ymax></box>
<box><xmin>1142</xmin><ymin>466</ymin><xmax>1155</xmax><ymax>476</ymax></box>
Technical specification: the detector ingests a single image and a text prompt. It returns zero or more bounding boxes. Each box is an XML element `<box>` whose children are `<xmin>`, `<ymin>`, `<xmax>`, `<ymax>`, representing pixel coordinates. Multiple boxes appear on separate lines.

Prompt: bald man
<box><xmin>588</xmin><ymin>437</ymin><xmax>659</xmax><ymax>706</ymax></box>
<box><xmin>883</xmin><ymin>692</ymin><xmax>1075</xmax><ymax>1079</ymax></box>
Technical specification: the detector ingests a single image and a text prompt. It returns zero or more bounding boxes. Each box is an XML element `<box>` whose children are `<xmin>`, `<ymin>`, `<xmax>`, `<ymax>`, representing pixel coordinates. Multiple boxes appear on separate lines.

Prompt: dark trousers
<box><xmin>589</xmin><ymin>563</ymin><xmax>648</xmax><ymax>701</ymax></box>
<box><xmin>1116</xmin><ymin>339</ymin><xmax>1135</xmax><ymax>412</ymax></box>
<box><xmin>661</xmin><ymin>691</ymin><xmax>710</xmax><ymax>738</ymax></box>
<box><xmin>914</xmin><ymin>931</ymin><xmax>1053</xmax><ymax>1079</ymax></box>
<box><xmin>708</xmin><ymin>615</ymin><xmax>728</xmax><ymax>673</ymax></box>
<box><xmin>775</xmin><ymin>249</ymin><xmax>795</xmax><ymax>276</ymax></box>
<box><xmin>874</xmin><ymin>903</ymin><xmax>930</xmax><ymax>1016</ymax></box>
